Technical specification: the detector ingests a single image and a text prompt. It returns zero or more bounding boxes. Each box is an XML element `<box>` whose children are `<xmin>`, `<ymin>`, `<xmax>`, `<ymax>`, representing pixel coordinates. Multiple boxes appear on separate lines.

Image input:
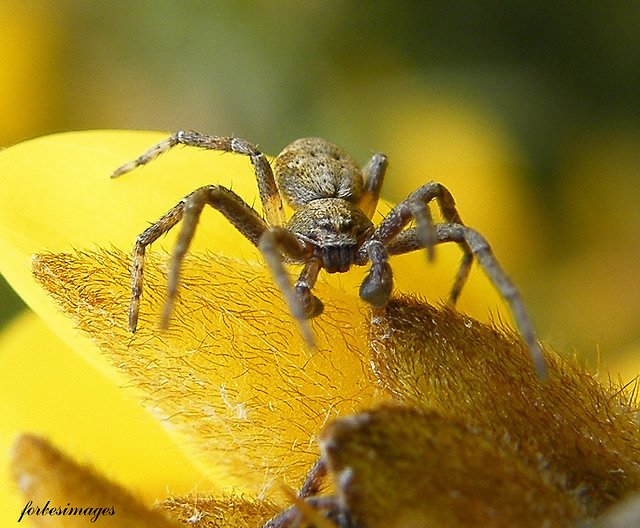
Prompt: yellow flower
<box><xmin>4</xmin><ymin>130</ymin><xmax>598</xmax><ymax>527</ymax></box>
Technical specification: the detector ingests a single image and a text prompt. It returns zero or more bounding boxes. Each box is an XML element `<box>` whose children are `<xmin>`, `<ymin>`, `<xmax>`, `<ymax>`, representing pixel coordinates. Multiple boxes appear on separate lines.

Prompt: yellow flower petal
<box><xmin>161</xmin><ymin>495</ymin><xmax>280</xmax><ymax>527</ymax></box>
<box><xmin>0</xmin><ymin>1</ymin><xmax>63</xmax><ymax>144</ymax></box>
<box><xmin>32</xmin><ymin>248</ymin><xmax>381</xmax><ymax>496</ymax></box>
<box><xmin>11</xmin><ymin>434</ymin><xmax>180</xmax><ymax>528</ymax></box>
<box><xmin>0</xmin><ymin>311</ymin><xmax>206</xmax><ymax>526</ymax></box>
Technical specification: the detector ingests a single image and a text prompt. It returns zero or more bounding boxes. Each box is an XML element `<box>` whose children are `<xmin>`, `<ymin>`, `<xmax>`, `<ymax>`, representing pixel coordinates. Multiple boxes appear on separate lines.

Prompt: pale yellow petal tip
<box><xmin>11</xmin><ymin>434</ymin><xmax>49</xmax><ymax>497</ymax></box>
<box><xmin>10</xmin><ymin>434</ymin><xmax>180</xmax><ymax>527</ymax></box>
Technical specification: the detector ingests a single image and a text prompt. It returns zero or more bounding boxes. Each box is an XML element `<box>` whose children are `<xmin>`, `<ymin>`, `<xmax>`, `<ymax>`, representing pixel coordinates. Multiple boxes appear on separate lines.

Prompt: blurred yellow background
<box><xmin>1</xmin><ymin>0</ymin><xmax>639</xmax><ymax>376</ymax></box>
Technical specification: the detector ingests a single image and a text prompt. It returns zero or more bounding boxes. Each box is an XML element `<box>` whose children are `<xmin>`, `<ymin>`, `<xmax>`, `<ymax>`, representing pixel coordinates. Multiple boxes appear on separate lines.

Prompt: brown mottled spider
<box><xmin>112</xmin><ymin>131</ymin><xmax>547</xmax><ymax>378</ymax></box>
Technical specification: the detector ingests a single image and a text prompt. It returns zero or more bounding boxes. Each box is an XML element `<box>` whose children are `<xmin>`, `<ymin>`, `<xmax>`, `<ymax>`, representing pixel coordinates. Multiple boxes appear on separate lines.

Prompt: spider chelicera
<box><xmin>112</xmin><ymin>131</ymin><xmax>547</xmax><ymax>379</ymax></box>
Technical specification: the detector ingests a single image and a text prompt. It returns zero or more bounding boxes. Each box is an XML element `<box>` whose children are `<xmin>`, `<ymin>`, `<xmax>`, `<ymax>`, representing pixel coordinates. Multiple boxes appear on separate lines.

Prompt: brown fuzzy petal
<box><xmin>368</xmin><ymin>296</ymin><xmax>640</xmax><ymax>516</ymax></box>
<box><xmin>320</xmin><ymin>405</ymin><xmax>585</xmax><ymax>528</ymax></box>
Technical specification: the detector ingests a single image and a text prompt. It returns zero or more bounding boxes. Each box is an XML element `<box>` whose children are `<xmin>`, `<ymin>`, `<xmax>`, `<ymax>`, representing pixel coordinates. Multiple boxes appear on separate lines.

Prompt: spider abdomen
<box><xmin>274</xmin><ymin>137</ymin><xmax>365</xmax><ymax>207</ymax></box>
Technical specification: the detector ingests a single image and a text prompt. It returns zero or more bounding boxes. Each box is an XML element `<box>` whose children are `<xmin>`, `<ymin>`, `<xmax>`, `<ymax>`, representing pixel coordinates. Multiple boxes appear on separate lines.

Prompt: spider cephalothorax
<box><xmin>112</xmin><ymin>131</ymin><xmax>547</xmax><ymax>379</ymax></box>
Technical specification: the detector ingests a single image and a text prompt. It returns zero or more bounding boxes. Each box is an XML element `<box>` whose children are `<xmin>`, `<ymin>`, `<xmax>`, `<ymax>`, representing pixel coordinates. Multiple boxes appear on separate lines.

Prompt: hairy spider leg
<box><xmin>387</xmin><ymin>224</ymin><xmax>548</xmax><ymax>380</ymax></box>
<box><xmin>261</xmin><ymin>459</ymin><xmax>331</xmax><ymax>528</ymax></box>
<box><xmin>258</xmin><ymin>227</ymin><xmax>316</xmax><ymax>347</ymax></box>
<box><xmin>294</xmin><ymin>260</ymin><xmax>324</xmax><ymax>318</ymax></box>
<box><xmin>127</xmin><ymin>185</ymin><xmax>268</xmax><ymax>332</ymax></box>
<box><xmin>264</xmin><ymin>496</ymin><xmax>350</xmax><ymax>528</ymax></box>
<box><xmin>297</xmin><ymin>458</ymin><xmax>328</xmax><ymax>499</ymax></box>
<box><xmin>358</xmin><ymin>181</ymin><xmax>473</xmax><ymax>305</ymax></box>
<box><xmin>296</xmin><ymin>497</ymin><xmax>349</xmax><ymax>528</ymax></box>
<box><xmin>112</xmin><ymin>130</ymin><xmax>286</xmax><ymax>226</ymax></box>
<box><xmin>162</xmin><ymin>185</ymin><xmax>270</xmax><ymax>329</ymax></box>
<box><xmin>358</xmin><ymin>153</ymin><xmax>388</xmax><ymax>219</ymax></box>
<box><xmin>358</xmin><ymin>240</ymin><xmax>393</xmax><ymax>307</ymax></box>
<box><xmin>128</xmin><ymin>200</ymin><xmax>183</xmax><ymax>332</ymax></box>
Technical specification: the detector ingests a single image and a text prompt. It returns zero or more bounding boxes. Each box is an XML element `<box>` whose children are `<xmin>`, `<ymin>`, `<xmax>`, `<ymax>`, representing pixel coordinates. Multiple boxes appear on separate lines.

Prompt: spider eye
<box><xmin>315</xmin><ymin>217</ymin><xmax>354</xmax><ymax>232</ymax></box>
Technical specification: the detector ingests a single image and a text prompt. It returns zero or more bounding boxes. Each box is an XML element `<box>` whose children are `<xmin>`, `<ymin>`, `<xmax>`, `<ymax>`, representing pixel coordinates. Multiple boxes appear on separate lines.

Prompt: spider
<box><xmin>111</xmin><ymin>131</ymin><xmax>547</xmax><ymax>379</ymax></box>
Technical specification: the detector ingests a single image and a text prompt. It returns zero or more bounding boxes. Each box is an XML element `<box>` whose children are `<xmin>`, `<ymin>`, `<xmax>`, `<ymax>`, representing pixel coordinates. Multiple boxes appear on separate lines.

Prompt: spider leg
<box><xmin>129</xmin><ymin>202</ymin><xmax>184</xmax><ymax>332</ymax></box>
<box><xmin>392</xmin><ymin>223</ymin><xmax>547</xmax><ymax>379</ymax></box>
<box><xmin>358</xmin><ymin>181</ymin><xmax>473</xmax><ymax>305</ymax></box>
<box><xmin>295</xmin><ymin>260</ymin><xmax>325</xmax><ymax>318</ymax></box>
<box><xmin>112</xmin><ymin>130</ymin><xmax>286</xmax><ymax>226</ymax></box>
<box><xmin>449</xmin><ymin>251</ymin><xmax>474</xmax><ymax>305</ymax></box>
<box><xmin>258</xmin><ymin>227</ymin><xmax>316</xmax><ymax>347</ymax></box>
<box><xmin>261</xmin><ymin>458</ymin><xmax>329</xmax><ymax>528</ymax></box>
<box><xmin>386</xmin><ymin>228</ymin><xmax>473</xmax><ymax>307</ymax></box>
<box><xmin>263</xmin><ymin>496</ymin><xmax>350</xmax><ymax>528</ymax></box>
<box><xmin>418</xmin><ymin>182</ymin><xmax>473</xmax><ymax>303</ymax></box>
<box><xmin>358</xmin><ymin>240</ymin><xmax>393</xmax><ymax>307</ymax></box>
<box><xmin>263</xmin><ymin>458</ymin><xmax>350</xmax><ymax>528</ymax></box>
<box><xmin>357</xmin><ymin>153</ymin><xmax>388</xmax><ymax>219</ymax></box>
<box><xmin>298</xmin><ymin>458</ymin><xmax>328</xmax><ymax>499</ymax></box>
<box><xmin>128</xmin><ymin>185</ymin><xmax>268</xmax><ymax>332</ymax></box>
<box><xmin>384</xmin><ymin>228</ymin><xmax>418</xmax><ymax>254</ymax></box>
